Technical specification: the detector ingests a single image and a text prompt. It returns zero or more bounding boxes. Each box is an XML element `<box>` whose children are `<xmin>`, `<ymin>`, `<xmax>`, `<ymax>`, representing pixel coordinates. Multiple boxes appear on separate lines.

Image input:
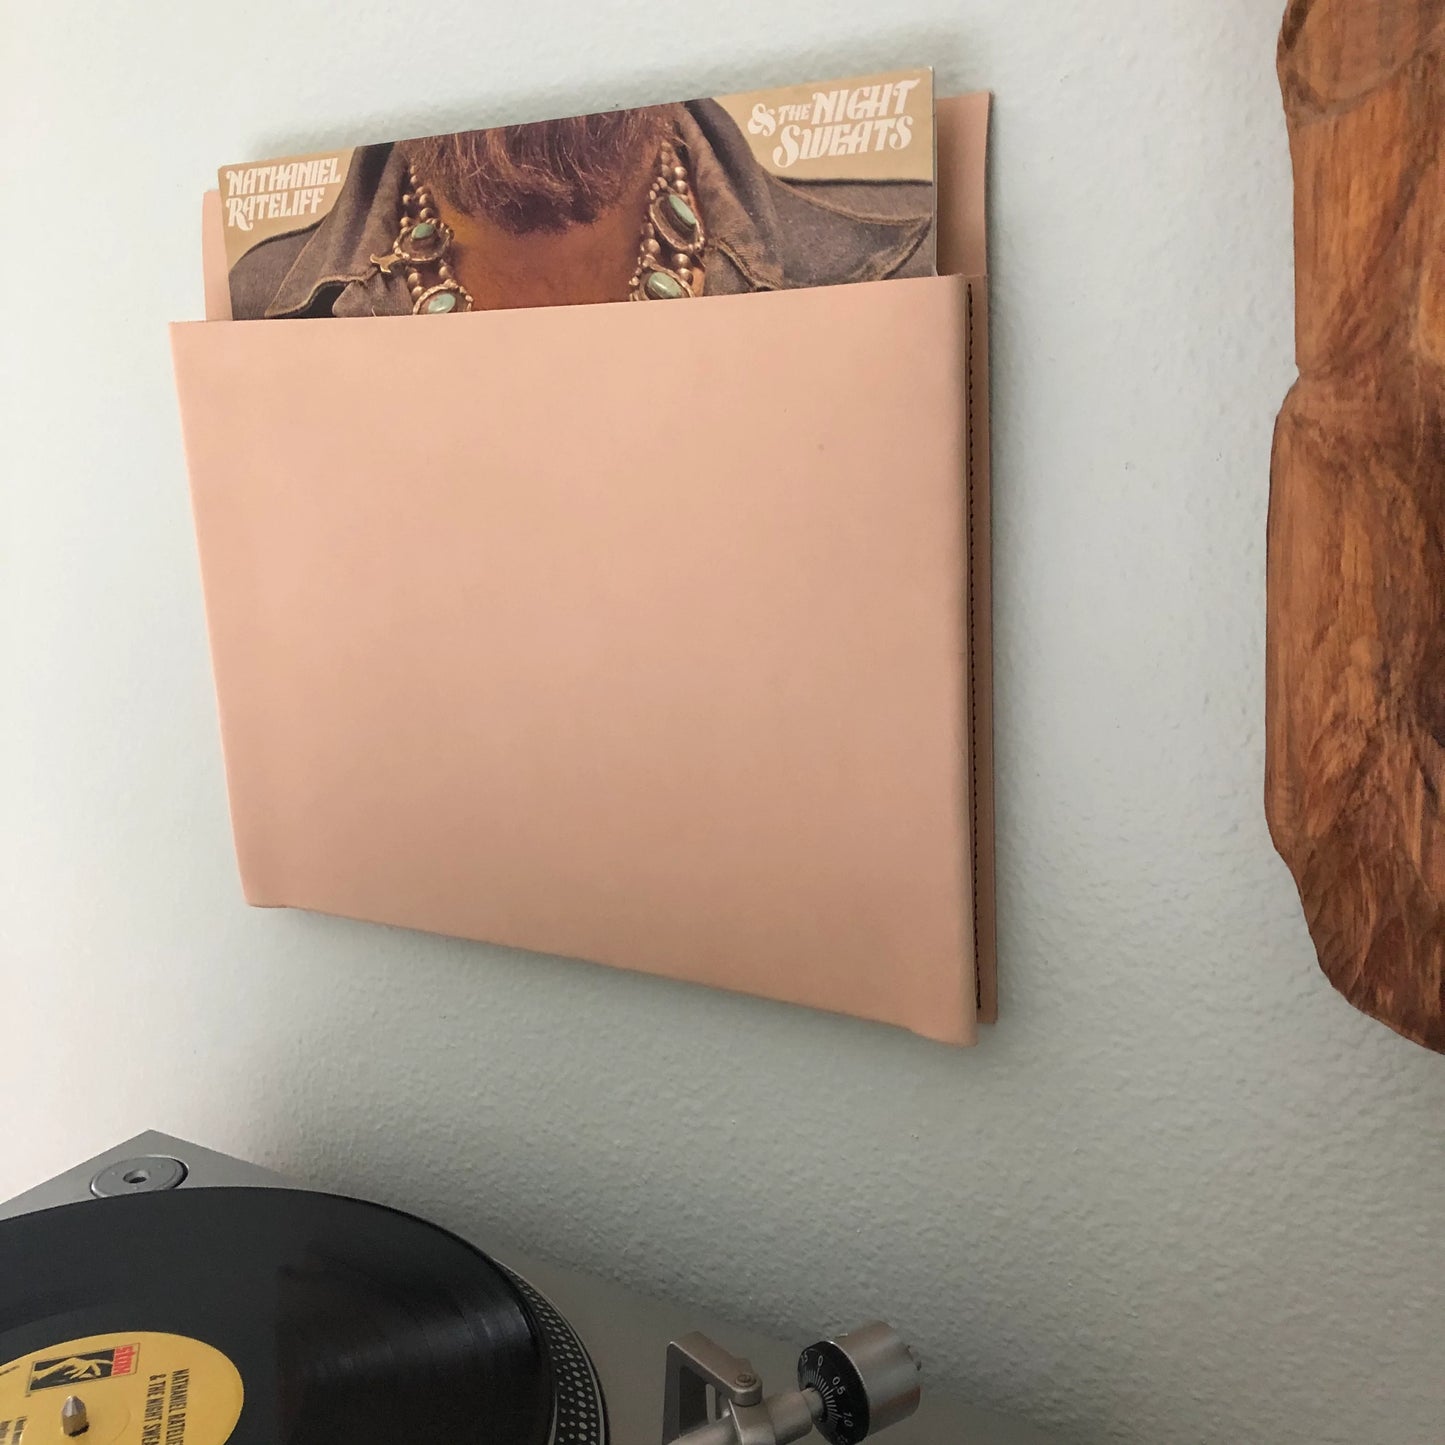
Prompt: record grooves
<box><xmin>0</xmin><ymin>1187</ymin><xmax>605</xmax><ymax>1445</ymax></box>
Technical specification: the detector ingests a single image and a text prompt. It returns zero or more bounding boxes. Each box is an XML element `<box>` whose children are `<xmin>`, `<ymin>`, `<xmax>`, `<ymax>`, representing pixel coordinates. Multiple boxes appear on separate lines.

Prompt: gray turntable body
<box><xmin>1</xmin><ymin>1134</ymin><xmax>1057</xmax><ymax>1445</ymax></box>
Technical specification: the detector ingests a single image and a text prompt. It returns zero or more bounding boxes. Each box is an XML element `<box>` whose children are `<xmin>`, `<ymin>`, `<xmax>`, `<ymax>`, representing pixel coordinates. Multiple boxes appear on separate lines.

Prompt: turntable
<box><xmin>0</xmin><ymin>1135</ymin><xmax>1053</xmax><ymax>1445</ymax></box>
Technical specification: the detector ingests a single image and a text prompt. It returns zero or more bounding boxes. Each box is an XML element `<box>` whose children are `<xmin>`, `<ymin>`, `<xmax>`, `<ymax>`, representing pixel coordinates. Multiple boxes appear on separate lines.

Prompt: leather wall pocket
<box><xmin>171</xmin><ymin>95</ymin><xmax>994</xmax><ymax>1046</ymax></box>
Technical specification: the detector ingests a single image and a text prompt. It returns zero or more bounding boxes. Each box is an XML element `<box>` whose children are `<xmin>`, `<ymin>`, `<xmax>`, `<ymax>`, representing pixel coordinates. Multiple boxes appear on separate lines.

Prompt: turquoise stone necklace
<box><xmin>372</xmin><ymin>138</ymin><xmax>706</xmax><ymax>314</ymax></box>
<box><xmin>628</xmin><ymin>136</ymin><xmax>707</xmax><ymax>301</ymax></box>
<box><xmin>368</xmin><ymin>170</ymin><xmax>470</xmax><ymax>313</ymax></box>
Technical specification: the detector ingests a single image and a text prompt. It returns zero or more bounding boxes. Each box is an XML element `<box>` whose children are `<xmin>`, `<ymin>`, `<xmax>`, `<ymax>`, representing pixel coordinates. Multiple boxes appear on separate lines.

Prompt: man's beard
<box><xmin>406</xmin><ymin>108</ymin><xmax>671</xmax><ymax>235</ymax></box>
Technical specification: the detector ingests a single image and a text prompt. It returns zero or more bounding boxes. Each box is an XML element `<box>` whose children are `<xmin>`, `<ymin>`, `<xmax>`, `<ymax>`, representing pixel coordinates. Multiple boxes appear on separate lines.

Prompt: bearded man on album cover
<box><xmin>228</xmin><ymin>99</ymin><xmax>934</xmax><ymax>319</ymax></box>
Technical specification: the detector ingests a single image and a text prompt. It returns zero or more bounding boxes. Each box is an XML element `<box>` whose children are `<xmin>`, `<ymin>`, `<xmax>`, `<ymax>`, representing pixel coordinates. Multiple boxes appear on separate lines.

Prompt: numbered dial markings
<box><xmin>797</xmin><ymin>1341</ymin><xmax>870</xmax><ymax>1445</ymax></box>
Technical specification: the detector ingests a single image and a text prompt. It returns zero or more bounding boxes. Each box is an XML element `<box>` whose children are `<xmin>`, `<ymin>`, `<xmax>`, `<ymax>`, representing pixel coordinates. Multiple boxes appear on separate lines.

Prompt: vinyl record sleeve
<box><xmin>217</xmin><ymin>69</ymin><xmax>936</xmax><ymax>317</ymax></box>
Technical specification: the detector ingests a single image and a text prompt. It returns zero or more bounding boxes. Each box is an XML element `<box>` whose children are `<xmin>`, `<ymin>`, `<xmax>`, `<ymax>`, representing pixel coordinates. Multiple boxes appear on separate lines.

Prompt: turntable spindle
<box><xmin>61</xmin><ymin>1394</ymin><xmax>89</xmax><ymax>1437</ymax></box>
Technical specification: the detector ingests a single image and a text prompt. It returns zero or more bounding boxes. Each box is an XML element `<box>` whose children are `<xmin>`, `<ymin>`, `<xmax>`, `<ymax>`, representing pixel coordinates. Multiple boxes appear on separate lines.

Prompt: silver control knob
<box><xmin>796</xmin><ymin>1323</ymin><xmax>922</xmax><ymax>1444</ymax></box>
<box><xmin>664</xmin><ymin>1321</ymin><xmax>922</xmax><ymax>1445</ymax></box>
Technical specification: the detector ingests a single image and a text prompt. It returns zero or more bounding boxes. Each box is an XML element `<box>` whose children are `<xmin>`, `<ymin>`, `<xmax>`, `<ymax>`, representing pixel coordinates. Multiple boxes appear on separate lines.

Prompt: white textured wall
<box><xmin>3</xmin><ymin>3</ymin><xmax>1443</xmax><ymax>1442</ymax></box>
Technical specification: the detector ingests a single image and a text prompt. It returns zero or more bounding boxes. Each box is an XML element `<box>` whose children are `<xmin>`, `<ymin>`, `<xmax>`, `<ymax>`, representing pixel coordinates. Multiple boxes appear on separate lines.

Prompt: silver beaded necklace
<box><xmin>370</xmin><ymin>138</ymin><xmax>707</xmax><ymax>314</ymax></box>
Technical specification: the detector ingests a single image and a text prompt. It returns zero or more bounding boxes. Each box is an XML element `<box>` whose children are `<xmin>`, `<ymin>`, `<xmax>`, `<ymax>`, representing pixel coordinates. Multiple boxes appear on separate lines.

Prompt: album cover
<box><xmin>218</xmin><ymin>68</ymin><xmax>935</xmax><ymax>318</ymax></box>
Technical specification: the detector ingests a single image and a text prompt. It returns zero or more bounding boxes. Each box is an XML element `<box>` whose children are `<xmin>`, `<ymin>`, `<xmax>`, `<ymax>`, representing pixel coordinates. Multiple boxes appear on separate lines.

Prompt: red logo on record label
<box><xmin>27</xmin><ymin>1345</ymin><xmax>137</xmax><ymax>1393</ymax></box>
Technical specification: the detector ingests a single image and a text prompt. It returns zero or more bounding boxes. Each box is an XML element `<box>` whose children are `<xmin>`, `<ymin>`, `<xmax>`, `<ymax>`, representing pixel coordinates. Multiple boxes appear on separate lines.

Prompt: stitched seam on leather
<box><xmin>967</xmin><ymin>280</ymin><xmax>982</xmax><ymax>1017</ymax></box>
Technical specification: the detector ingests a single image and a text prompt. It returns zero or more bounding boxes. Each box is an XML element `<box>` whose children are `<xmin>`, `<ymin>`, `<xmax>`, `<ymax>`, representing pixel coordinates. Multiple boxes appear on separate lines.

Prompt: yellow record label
<box><xmin>0</xmin><ymin>1333</ymin><xmax>243</xmax><ymax>1445</ymax></box>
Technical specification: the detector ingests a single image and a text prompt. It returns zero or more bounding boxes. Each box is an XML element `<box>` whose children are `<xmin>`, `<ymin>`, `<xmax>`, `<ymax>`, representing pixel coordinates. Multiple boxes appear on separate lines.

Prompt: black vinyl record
<box><xmin>0</xmin><ymin>1186</ymin><xmax>557</xmax><ymax>1445</ymax></box>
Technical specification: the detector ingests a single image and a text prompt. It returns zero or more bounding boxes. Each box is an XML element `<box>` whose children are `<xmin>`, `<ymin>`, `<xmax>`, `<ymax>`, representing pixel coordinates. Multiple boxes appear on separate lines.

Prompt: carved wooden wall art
<box><xmin>1267</xmin><ymin>0</ymin><xmax>1445</xmax><ymax>1051</ymax></box>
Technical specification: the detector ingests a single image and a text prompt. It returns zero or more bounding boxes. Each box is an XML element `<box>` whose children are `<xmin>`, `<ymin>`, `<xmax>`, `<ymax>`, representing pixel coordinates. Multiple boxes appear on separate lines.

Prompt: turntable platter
<box><xmin>0</xmin><ymin>1186</ymin><xmax>584</xmax><ymax>1445</ymax></box>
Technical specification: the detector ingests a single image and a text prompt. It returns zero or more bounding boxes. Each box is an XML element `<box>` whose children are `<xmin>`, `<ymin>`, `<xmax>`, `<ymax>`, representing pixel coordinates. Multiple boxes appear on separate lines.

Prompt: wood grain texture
<box><xmin>1267</xmin><ymin>0</ymin><xmax>1445</xmax><ymax>1051</ymax></box>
